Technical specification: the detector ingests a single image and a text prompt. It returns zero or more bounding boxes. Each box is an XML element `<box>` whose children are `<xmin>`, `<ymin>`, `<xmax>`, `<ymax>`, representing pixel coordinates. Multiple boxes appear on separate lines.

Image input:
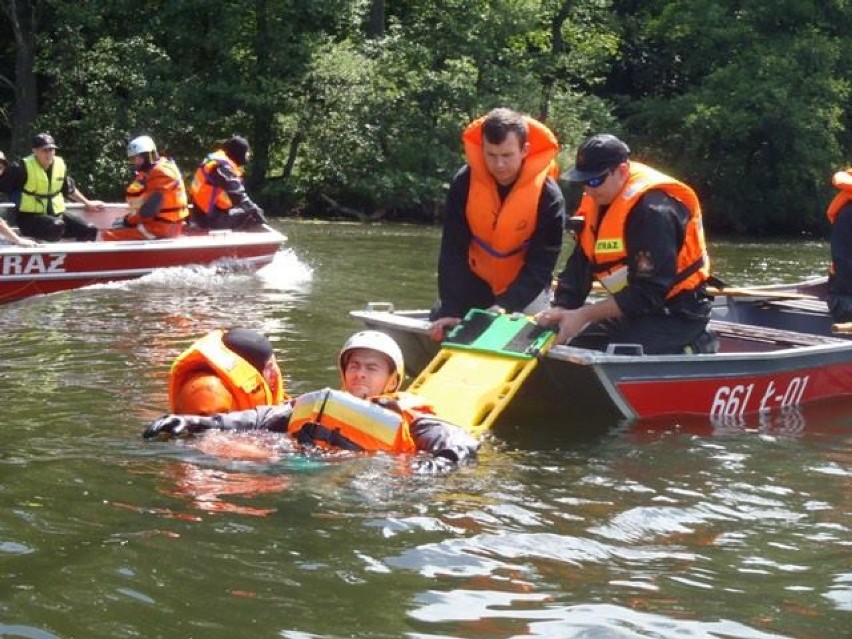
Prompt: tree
<box><xmin>612</xmin><ymin>0</ymin><xmax>852</xmax><ymax>235</ymax></box>
<box><xmin>0</xmin><ymin>0</ymin><xmax>42</xmax><ymax>156</ymax></box>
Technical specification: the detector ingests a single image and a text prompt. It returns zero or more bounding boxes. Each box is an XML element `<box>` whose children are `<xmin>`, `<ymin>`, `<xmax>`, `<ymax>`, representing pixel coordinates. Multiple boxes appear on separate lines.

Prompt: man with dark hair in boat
<box><xmin>826</xmin><ymin>168</ymin><xmax>852</xmax><ymax>323</ymax></box>
<box><xmin>428</xmin><ymin>107</ymin><xmax>565</xmax><ymax>341</ymax></box>
<box><xmin>101</xmin><ymin>135</ymin><xmax>190</xmax><ymax>241</ymax></box>
<box><xmin>169</xmin><ymin>328</ymin><xmax>288</xmax><ymax>415</ymax></box>
<box><xmin>0</xmin><ymin>133</ymin><xmax>103</xmax><ymax>242</ymax></box>
<box><xmin>536</xmin><ymin>133</ymin><xmax>717</xmax><ymax>355</ymax></box>
<box><xmin>144</xmin><ymin>330</ymin><xmax>479</xmax><ymax>474</ymax></box>
<box><xmin>188</xmin><ymin>135</ymin><xmax>268</xmax><ymax>231</ymax></box>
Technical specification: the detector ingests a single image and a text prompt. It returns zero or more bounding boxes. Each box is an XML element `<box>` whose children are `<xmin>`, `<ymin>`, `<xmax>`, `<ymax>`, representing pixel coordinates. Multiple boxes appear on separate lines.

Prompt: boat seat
<box><xmin>709</xmin><ymin>319</ymin><xmax>845</xmax><ymax>347</ymax></box>
<box><xmin>763</xmin><ymin>298</ymin><xmax>829</xmax><ymax>314</ymax></box>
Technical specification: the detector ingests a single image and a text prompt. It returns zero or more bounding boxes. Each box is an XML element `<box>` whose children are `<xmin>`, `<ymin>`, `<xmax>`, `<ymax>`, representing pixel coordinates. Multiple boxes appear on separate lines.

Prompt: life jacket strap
<box><xmin>470</xmin><ymin>234</ymin><xmax>530</xmax><ymax>259</ymax></box>
<box><xmin>295</xmin><ymin>422</ymin><xmax>363</xmax><ymax>451</ymax></box>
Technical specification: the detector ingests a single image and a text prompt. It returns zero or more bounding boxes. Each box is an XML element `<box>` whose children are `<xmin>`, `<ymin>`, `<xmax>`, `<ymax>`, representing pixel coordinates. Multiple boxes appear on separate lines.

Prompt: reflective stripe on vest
<box><xmin>20</xmin><ymin>155</ymin><xmax>66</xmax><ymax>215</ymax></box>
<box><xmin>287</xmin><ymin>388</ymin><xmax>421</xmax><ymax>453</ymax></box>
<box><xmin>577</xmin><ymin>161</ymin><xmax>710</xmax><ymax>299</ymax></box>
<box><xmin>190</xmin><ymin>150</ymin><xmax>242</xmax><ymax>214</ymax></box>
<box><xmin>463</xmin><ymin>116</ymin><xmax>559</xmax><ymax>295</ymax></box>
<box><xmin>168</xmin><ymin>329</ymin><xmax>283</xmax><ymax>411</ymax></box>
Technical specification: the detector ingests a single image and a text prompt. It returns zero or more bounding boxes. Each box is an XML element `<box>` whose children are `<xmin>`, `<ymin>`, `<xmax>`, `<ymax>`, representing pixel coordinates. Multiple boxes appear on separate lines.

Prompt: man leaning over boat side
<box><xmin>428</xmin><ymin>107</ymin><xmax>565</xmax><ymax>341</ymax></box>
<box><xmin>144</xmin><ymin>330</ymin><xmax>479</xmax><ymax>475</ymax></box>
<box><xmin>100</xmin><ymin>135</ymin><xmax>190</xmax><ymax>241</ymax></box>
<box><xmin>0</xmin><ymin>133</ymin><xmax>103</xmax><ymax>242</ymax></box>
<box><xmin>536</xmin><ymin>134</ymin><xmax>717</xmax><ymax>355</ymax></box>
<box><xmin>188</xmin><ymin>135</ymin><xmax>268</xmax><ymax>231</ymax></box>
<box><xmin>826</xmin><ymin>168</ymin><xmax>852</xmax><ymax>323</ymax></box>
<box><xmin>169</xmin><ymin>327</ymin><xmax>288</xmax><ymax>415</ymax></box>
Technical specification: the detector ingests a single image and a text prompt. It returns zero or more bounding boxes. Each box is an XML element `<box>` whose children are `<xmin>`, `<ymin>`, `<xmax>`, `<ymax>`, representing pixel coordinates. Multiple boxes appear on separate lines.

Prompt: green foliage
<box><xmin>5</xmin><ymin>0</ymin><xmax>845</xmax><ymax>235</ymax></box>
<box><xmin>613</xmin><ymin>0</ymin><xmax>852</xmax><ymax>235</ymax></box>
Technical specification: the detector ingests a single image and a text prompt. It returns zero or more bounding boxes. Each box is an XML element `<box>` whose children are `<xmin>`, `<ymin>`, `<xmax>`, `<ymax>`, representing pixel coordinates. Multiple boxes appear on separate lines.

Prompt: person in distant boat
<box><xmin>101</xmin><ymin>135</ymin><xmax>190</xmax><ymax>241</ymax></box>
<box><xmin>169</xmin><ymin>327</ymin><xmax>288</xmax><ymax>415</ymax></box>
<box><xmin>0</xmin><ymin>152</ymin><xmax>37</xmax><ymax>247</ymax></box>
<box><xmin>826</xmin><ymin>168</ymin><xmax>852</xmax><ymax>323</ymax></box>
<box><xmin>188</xmin><ymin>135</ymin><xmax>267</xmax><ymax>231</ymax></box>
<box><xmin>428</xmin><ymin>107</ymin><xmax>565</xmax><ymax>341</ymax></box>
<box><xmin>0</xmin><ymin>133</ymin><xmax>103</xmax><ymax>242</ymax></box>
<box><xmin>535</xmin><ymin>133</ymin><xmax>717</xmax><ymax>354</ymax></box>
<box><xmin>145</xmin><ymin>330</ymin><xmax>479</xmax><ymax>474</ymax></box>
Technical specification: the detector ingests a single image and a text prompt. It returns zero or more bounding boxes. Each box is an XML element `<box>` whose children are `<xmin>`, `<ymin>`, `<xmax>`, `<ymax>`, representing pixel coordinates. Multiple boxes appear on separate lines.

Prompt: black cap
<box><xmin>32</xmin><ymin>133</ymin><xmax>58</xmax><ymax>150</ymax></box>
<box><xmin>564</xmin><ymin>134</ymin><xmax>630</xmax><ymax>182</ymax></box>
<box><xmin>222</xmin><ymin>135</ymin><xmax>250</xmax><ymax>166</ymax></box>
<box><xmin>223</xmin><ymin>328</ymin><xmax>274</xmax><ymax>373</ymax></box>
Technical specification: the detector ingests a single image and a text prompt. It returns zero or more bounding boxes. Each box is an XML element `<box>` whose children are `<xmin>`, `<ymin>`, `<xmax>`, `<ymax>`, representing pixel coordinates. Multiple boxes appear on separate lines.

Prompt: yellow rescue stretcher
<box><xmin>407</xmin><ymin>309</ymin><xmax>556</xmax><ymax>435</ymax></box>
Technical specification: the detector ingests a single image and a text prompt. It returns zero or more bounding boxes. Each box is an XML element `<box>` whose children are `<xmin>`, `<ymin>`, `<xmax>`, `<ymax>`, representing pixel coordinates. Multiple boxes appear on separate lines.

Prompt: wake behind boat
<box><xmin>0</xmin><ymin>203</ymin><xmax>286</xmax><ymax>304</ymax></box>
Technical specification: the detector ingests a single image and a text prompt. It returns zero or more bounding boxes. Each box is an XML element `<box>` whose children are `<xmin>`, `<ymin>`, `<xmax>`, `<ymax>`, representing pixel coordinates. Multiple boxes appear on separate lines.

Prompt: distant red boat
<box><xmin>0</xmin><ymin>204</ymin><xmax>286</xmax><ymax>304</ymax></box>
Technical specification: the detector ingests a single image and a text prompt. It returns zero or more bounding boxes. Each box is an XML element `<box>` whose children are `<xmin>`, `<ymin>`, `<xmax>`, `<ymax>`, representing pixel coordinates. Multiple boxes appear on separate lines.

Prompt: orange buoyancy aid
<box><xmin>463</xmin><ymin>116</ymin><xmax>560</xmax><ymax>295</ymax></box>
<box><xmin>287</xmin><ymin>389</ymin><xmax>436</xmax><ymax>453</ymax></box>
<box><xmin>577</xmin><ymin>161</ymin><xmax>710</xmax><ymax>298</ymax></box>
<box><xmin>826</xmin><ymin>169</ymin><xmax>852</xmax><ymax>277</ymax></box>
<box><xmin>827</xmin><ymin>169</ymin><xmax>852</xmax><ymax>224</ymax></box>
<box><xmin>125</xmin><ymin>157</ymin><xmax>189</xmax><ymax>224</ymax></box>
<box><xmin>169</xmin><ymin>329</ymin><xmax>285</xmax><ymax>412</ymax></box>
<box><xmin>190</xmin><ymin>150</ymin><xmax>244</xmax><ymax>214</ymax></box>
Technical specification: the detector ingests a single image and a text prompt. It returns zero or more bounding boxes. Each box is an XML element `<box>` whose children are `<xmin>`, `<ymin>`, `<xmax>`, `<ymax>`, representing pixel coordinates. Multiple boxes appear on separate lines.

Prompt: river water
<box><xmin>1</xmin><ymin>222</ymin><xmax>849</xmax><ymax>638</ymax></box>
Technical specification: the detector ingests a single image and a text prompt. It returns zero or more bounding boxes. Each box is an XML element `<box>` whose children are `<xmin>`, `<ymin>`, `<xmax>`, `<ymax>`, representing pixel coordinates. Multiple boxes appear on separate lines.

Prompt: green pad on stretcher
<box><xmin>408</xmin><ymin>310</ymin><xmax>555</xmax><ymax>435</ymax></box>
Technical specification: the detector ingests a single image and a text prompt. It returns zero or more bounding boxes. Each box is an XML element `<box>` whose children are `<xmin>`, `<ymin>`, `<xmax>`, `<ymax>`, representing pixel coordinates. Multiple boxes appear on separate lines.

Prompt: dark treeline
<box><xmin>1</xmin><ymin>0</ymin><xmax>849</xmax><ymax>235</ymax></box>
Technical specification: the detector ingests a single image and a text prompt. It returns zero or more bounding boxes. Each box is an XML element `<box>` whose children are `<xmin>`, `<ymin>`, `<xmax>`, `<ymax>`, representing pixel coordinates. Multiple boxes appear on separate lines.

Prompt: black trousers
<box><xmin>17</xmin><ymin>212</ymin><xmax>98</xmax><ymax>242</ymax></box>
<box><xmin>570</xmin><ymin>314</ymin><xmax>714</xmax><ymax>355</ymax></box>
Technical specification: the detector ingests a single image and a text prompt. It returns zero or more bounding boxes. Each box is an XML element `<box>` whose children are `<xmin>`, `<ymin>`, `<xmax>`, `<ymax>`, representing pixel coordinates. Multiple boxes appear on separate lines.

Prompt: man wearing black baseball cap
<box><xmin>0</xmin><ymin>133</ymin><xmax>104</xmax><ymax>242</ymax></box>
<box><xmin>536</xmin><ymin>133</ymin><xmax>717</xmax><ymax>355</ymax></box>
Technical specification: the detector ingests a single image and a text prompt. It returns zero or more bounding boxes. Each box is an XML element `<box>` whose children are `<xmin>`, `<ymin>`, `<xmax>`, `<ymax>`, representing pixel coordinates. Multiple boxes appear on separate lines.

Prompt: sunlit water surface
<box><xmin>1</xmin><ymin>223</ymin><xmax>849</xmax><ymax>638</ymax></box>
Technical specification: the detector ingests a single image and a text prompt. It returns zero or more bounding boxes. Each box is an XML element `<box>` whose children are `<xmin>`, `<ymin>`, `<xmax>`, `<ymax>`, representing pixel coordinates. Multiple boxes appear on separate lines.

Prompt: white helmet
<box><xmin>338</xmin><ymin>330</ymin><xmax>405</xmax><ymax>392</ymax></box>
<box><xmin>127</xmin><ymin>135</ymin><xmax>157</xmax><ymax>157</ymax></box>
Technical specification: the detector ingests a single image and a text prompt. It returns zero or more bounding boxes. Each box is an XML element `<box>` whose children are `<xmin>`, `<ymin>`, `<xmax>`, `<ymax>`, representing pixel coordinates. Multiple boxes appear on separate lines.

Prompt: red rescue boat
<box><xmin>0</xmin><ymin>204</ymin><xmax>286</xmax><ymax>304</ymax></box>
<box><xmin>350</xmin><ymin>302</ymin><xmax>852</xmax><ymax>427</ymax></box>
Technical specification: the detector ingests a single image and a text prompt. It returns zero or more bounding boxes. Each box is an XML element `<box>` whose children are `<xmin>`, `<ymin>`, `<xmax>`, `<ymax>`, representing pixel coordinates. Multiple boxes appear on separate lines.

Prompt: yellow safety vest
<box><xmin>20</xmin><ymin>155</ymin><xmax>67</xmax><ymax>215</ymax></box>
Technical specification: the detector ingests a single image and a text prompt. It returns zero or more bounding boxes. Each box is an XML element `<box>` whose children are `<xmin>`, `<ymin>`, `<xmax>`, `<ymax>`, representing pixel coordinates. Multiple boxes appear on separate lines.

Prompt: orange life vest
<box><xmin>169</xmin><ymin>330</ymin><xmax>285</xmax><ymax>413</ymax></box>
<box><xmin>463</xmin><ymin>116</ymin><xmax>559</xmax><ymax>295</ymax></box>
<box><xmin>124</xmin><ymin>157</ymin><xmax>189</xmax><ymax>224</ymax></box>
<box><xmin>190</xmin><ymin>150</ymin><xmax>244</xmax><ymax>214</ymax></box>
<box><xmin>287</xmin><ymin>389</ymin><xmax>436</xmax><ymax>453</ymax></box>
<box><xmin>826</xmin><ymin>169</ymin><xmax>852</xmax><ymax>276</ymax></box>
<box><xmin>577</xmin><ymin>161</ymin><xmax>710</xmax><ymax>298</ymax></box>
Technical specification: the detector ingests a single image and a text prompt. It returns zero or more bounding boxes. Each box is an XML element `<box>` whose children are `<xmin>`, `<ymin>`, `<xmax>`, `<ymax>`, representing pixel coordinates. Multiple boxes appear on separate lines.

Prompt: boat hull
<box><xmin>0</xmin><ymin>229</ymin><xmax>285</xmax><ymax>303</ymax></box>
<box><xmin>350</xmin><ymin>306</ymin><xmax>852</xmax><ymax>427</ymax></box>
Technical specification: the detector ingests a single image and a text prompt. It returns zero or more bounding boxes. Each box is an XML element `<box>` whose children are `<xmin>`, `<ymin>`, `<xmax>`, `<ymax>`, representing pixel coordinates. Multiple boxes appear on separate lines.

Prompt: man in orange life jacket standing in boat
<box><xmin>188</xmin><ymin>135</ymin><xmax>267</xmax><ymax>231</ymax></box>
<box><xmin>169</xmin><ymin>327</ymin><xmax>287</xmax><ymax>415</ymax></box>
<box><xmin>428</xmin><ymin>107</ymin><xmax>565</xmax><ymax>341</ymax></box>
<box><xmin>536</xmin><ymin>133</ymin><xmax>717</xmax><ymax>354</ymax></box>
<box><xmin>0</xmin><ymin>133</ymin><xmax>103</xmax><ymax>242</ymax></box>
<box><xmin>826</xmin><ymin>168</ymin><xmax>852</xmax><ymax>323</ymax></box>
<box><xmin>101</xmin><ymin>135</ymin><xmax>189</xmax><ymax>241</ymax></box>
<box><xmin>144</xmin><ymin>330</ymin><xmax>479</xmax><ymax>474</ymax></box>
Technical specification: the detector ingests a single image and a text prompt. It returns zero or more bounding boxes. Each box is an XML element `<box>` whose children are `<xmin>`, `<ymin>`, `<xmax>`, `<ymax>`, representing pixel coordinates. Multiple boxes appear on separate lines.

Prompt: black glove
<box><xmin>434</xmin><ymin>445</ymin><xmax>474</xmax><ymax>464</ymax></box>
<box><xmin>250</xmin><ymin>207</ymin><xmax>268</xmax><ymax>225</ymax></box>
<box><xmin>410</xmin><ymin>454</ymin><xmax>456</xmax><ymax>475</ymax></box>
<box><xmin>142</xmin><ymin>415</ymin><xmax>216</xmax><ymax>440</ymax></box>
